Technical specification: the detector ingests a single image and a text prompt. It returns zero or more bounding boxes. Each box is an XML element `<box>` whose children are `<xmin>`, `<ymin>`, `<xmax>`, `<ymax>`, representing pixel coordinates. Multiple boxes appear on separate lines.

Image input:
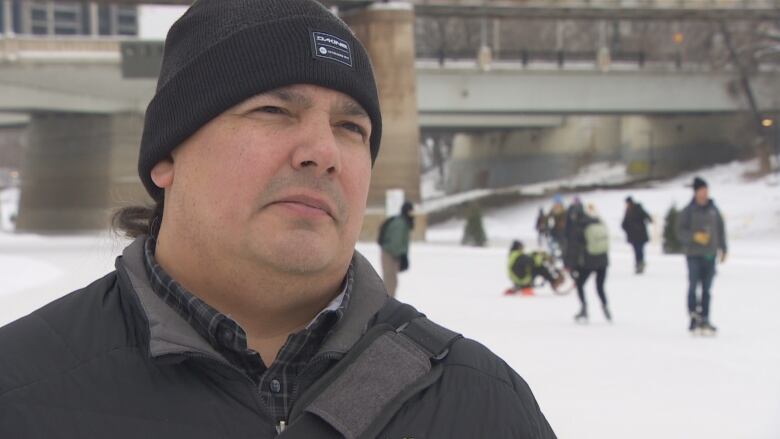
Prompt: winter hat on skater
<box><xmin>138</xmin><ymin>0</ymin><xmax>382</xmax><ymax>201</ymax></box>
<box><xmin>692</xmin><ymin>177</ymin><xmax>708</xmax><ymax>191</ymax></box>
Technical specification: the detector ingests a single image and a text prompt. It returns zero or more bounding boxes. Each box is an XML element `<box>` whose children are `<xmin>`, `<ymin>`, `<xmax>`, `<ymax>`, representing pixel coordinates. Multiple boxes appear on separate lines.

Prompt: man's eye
<box><xmin>254</xmin><ymin>106</ymin><xmax>286</xmax><ymax>115</ymax></box>
<box><xmin>340</xmin><ymin>122</ymin><xmax>367</xmax><ymax>138</ymax></box>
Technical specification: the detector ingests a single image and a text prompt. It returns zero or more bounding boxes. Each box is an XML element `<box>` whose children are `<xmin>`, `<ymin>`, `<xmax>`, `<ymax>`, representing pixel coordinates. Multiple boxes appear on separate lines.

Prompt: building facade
<box><xmin>0</xmin><ymin>0</ymin><xmax>137</xmax><ymax>37</ymax></box>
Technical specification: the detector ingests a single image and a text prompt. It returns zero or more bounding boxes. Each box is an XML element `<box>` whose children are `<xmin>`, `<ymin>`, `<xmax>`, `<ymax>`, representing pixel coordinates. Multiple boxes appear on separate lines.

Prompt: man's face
<box><xmin>155</xmin><ymin>84</ymin><xmax>373</xmax><ymax>276</ymax></box>
<box><xmin>695</xmin><ymin>186</ymin><xmax>709</xmax><ymax>205</ymax></box>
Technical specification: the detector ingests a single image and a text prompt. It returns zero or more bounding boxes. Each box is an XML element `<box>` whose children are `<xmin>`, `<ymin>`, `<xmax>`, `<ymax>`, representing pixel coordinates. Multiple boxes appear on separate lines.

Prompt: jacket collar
<box><xmin>119</xmin><ymin>236</ymin><xmax>226</xmax><ymax>361</ymax></box>
<box><xmin>117</xmin><ymin>236</ymin><xmax>388</xmax><ymax>361</ymax></box>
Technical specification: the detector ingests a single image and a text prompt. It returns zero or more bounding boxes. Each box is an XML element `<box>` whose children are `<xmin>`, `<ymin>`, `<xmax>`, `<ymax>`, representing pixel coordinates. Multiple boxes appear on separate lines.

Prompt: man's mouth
<box><xmin>270</xmin><ymin>194</ymin><xmax>335</xmax><ymax>220</ymax></box>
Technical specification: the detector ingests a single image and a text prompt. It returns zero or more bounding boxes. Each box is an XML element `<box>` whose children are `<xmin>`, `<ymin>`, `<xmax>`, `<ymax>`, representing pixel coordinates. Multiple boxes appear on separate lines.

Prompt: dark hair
<box><xmin>401</xmin><ymin>201</ymin><xmax>414</xmax><ymax>216</ymax></box>
<box><xmin>510</xmin><ymin>240</ymin><xmax>523</xmax><ymax>252</ymax></box>
<box><xmin>111</xmin><ymin>201</ymin><xmax>164</xmax><ymax>239</ymax></box>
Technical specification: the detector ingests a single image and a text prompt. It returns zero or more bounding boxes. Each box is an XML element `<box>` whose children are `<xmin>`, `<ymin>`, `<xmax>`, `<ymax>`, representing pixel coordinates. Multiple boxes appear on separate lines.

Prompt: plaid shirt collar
<box><xmin>142</xmin><ymin>237</ymin><xmax>352</xmax><ymax>421</ymax></box>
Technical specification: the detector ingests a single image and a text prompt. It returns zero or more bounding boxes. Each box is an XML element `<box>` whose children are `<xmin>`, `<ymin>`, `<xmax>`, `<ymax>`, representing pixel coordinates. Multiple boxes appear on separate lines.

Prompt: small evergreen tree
<box><xmin>461</xmin><ymin>203</ymin><xmax>487</xmax><ymax>247</ymax></box>
<box><xmin>663</xmin><ymin>205</ymin><xmax>683</xmax><ymax>254</ymax></box>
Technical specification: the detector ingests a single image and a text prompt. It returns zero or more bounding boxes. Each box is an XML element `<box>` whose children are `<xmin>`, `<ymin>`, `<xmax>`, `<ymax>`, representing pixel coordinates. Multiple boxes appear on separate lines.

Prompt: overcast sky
<box><xmin>138</xmin><ymin>5</ymin><xmax>188</xmax><ymax>39</ymax></box>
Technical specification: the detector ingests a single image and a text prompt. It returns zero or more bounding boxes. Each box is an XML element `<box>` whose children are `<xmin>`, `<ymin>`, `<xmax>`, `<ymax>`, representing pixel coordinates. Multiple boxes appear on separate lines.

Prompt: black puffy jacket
<box><xmin>0</xmin><ymin>237</ymin><xmax>556</xmax><ymax>438</ymax></box>
<box><xmin>622</xmin><ymin>203</ymin><xmax>651</xmax><ymax>244</ymax></box>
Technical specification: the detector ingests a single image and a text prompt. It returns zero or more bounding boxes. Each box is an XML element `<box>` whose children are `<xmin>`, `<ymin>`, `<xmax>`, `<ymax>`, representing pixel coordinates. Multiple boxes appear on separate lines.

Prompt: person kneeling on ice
<box><xmin>507</xmin><ymin>240</ymin><xmax>564</xmax><ymax>295</ymax></box>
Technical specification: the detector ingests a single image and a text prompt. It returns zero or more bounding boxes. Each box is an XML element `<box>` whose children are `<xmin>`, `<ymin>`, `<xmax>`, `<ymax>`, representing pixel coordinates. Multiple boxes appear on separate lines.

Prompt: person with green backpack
<box><xmin>377</xmin><ymin>201</ymin><xmax>414</xmax><ymax>297</ymax></box>
<box><xmin>572</xmin><ymin>204</ymin><xmax>612</xmax><ymax>323</ymax></box>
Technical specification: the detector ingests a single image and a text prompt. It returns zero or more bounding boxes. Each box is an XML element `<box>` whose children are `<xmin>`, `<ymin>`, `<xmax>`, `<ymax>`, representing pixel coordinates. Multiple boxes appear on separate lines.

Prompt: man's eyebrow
<box><xmin>260</xmin><ymin>88</ymin><xmax>313</xmax><ymax>108</ymax></box>
<box><xmin>338</xmin><ymin>99</ymin><xmax>370</xmax><ymax>119</ymax></box>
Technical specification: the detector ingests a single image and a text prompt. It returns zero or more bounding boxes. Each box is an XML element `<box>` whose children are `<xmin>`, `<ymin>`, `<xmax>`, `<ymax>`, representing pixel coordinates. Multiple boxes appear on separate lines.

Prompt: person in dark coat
<box><xmin>0</xmin><ymin>1</ymin><xmax>556</xmax><ymax>438</ymax></box>
<box><xmin>676</xmin><ymin>177</ymin><xmax>727</xmax><ymax>334</ymax></box>
<box><xmin>562</xmin><ymin>197</ymin><xmax>585</xmax><ymax>270</ymax></box>
<box><xmin>622</xmin><ymin>196</ymin><xmax>653</xmax><ymax>274</ymax></box>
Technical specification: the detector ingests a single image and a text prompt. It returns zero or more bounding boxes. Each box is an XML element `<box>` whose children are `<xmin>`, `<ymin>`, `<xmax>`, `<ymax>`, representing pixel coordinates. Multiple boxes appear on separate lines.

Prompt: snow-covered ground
<box><xmin>1</xmin><ymin>161</ymin><xmax>778</xmax><ymax>438</ymax></box>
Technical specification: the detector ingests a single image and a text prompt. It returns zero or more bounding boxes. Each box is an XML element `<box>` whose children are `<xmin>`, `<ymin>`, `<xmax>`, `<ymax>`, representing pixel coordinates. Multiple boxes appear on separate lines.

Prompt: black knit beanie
<box><xmin>139</xmin><ymin>0</ymin><xmax>382</xmax><ymax>201</ymax></box>
<box><xmin>693</xmin><ymin>176</ymin><xmax>708</xmax><ymax>191</ymax></box>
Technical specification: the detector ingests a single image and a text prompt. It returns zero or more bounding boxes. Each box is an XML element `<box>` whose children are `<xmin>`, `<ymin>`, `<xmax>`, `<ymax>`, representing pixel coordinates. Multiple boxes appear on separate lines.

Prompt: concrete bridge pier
<box><xmin>343</xmin><ymin>3</ymin><xmax>426</xmax><ymax>240</ymax></box>
<box><xmin>16</xmin><ymin>111</ymin><xmax>145</xmax><ymax>232</ymax></box>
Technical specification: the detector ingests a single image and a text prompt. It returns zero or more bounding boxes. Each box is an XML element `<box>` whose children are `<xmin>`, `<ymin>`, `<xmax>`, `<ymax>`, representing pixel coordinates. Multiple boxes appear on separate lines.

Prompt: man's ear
<box><xmin>150</xmin><ymin>158</ymin><xmax>174</xmax><ymax>189</ymax></box>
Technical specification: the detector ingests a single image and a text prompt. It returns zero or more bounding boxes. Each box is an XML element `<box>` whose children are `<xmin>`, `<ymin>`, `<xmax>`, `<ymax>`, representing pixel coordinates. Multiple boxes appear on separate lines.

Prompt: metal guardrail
<box><xmin>0</xmin><ymin>36</ymin><xmax>122</xmax><ymax>63</ymax></box>
<box><xmin>412</xmin><ymin>0</ymin><xmax>780</xmax><ymax>7</ymax></box>
<box><xmin>328</xmin><ymin>0</ymin><xmax>780</xmax><ymax>19</ymax></box>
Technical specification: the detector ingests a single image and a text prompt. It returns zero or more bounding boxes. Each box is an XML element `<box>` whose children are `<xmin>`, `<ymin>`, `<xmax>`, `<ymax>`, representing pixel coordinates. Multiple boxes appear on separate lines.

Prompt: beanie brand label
<box><xmin>311</xmin><ymin>31</ymin><xmax>353</xmax><ymax>68</ymax></box>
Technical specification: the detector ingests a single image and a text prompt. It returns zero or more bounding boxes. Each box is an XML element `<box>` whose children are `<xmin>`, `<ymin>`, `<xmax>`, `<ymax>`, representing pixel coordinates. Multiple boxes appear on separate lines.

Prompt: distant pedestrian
<box><xmin>535</xmin><ymin>208</ymin><xmax>549</xmax><ymax>247</ymax></box>
<box><xmin>676</xmin><ymin>177</ymin><xmax>727</xmax><ymax>335</ymax></box>
<box><xmin>378</xmin><ymin>201</ymin><xmax>415</xmax><ymax>297</ymax></box>
<box><xmin>622</xmin><ymin>196</ymin><xmax>653</xmax><ymax>274</ymax></box>
<box><xmin>562</xmin><ymin>197</ymin><xmax>584</xmax><ymax>270</ymax></box>
<box><xmin>571</xmin><ymin>204</ymin><xmax>612</xmax><ymax>323</ymax></box>
<box><xmin>548</xmin><ymin>195</ymin><xmax>567</xmax><ymax>259</ymax></box>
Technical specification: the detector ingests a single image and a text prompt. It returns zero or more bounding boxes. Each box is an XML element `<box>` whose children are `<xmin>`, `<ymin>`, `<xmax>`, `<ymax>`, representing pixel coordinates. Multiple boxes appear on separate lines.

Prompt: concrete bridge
<box><xmin>3</xmin><ymin>39</ymin><xmax>779</xmax><ymax>123</ymax></box>
<box><xmin>3</xmin><ymin>1</ymin><xmax>780</xmax><ymax>231</ymax></box>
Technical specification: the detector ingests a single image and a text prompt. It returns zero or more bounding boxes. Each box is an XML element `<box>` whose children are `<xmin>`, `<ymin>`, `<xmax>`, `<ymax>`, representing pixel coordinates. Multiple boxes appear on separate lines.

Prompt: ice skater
<box><xmin>676</xmin><ymin>177</ymin><xmax>727</xmax><ymax>335</ymax></box>
<box><xmin>571</xmin><ymin>204</ymin><xmax>612</xmax><ymax>323</ymax></box>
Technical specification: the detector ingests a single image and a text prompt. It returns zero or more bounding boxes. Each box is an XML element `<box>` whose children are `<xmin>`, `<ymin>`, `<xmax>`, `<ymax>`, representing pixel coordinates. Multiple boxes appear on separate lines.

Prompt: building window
<box><xmin>80</xmin><ymin>2</ymin><xmax>90</xmax><ymax>35</ymax></box>
<box><xmin>30</xmin><ymin>8</ymin><xmax>45</xmax><ymax>21</ymax></box>
<box><xmin>12</xmin><ymin>0</ymin><xmax>22</xmax><ymax>34</ymax></box>
<box><xmin>116</xmin><ymin>6</ymin><xmax>137</xmax><ymax>36</ymax></box>
<box><xmin>54</xmin><ymin>26</ymin><xmax>77</xmax><ymax>35</ymax></box>
<box><xmin>53</xmin><ymin>3</ymin><xmax>80</xmax><ymax>36</ymax></box>
<box><xmin>97</xmin><ymin>4</ymin><xmax>111</xmax><ymax>35</ymax></box>
<box><xmin>10</xmin><ymin>1</ymin><xmax>137</xmax><ymax>37</ymax></box>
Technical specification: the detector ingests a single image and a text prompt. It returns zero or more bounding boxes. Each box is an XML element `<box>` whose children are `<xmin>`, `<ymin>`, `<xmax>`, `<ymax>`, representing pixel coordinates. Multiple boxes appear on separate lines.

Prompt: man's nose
<box><xmin>291</xmin><ymin>118</ymin><xmax>341</xmax><ymax>177</ymax></box>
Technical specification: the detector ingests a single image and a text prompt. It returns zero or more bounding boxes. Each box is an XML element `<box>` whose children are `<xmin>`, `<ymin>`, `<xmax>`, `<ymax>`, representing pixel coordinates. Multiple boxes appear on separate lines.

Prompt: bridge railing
<box><xmin>0</xmin><ymin>36</ymin><xmax>123</xmax><ymax>63</ymax></box>
<box><xmin>418</xmin><ymin>0</ymin><xmax>780</xmax><ymax>9</ymax></box>
<box><xmin>418</xmin><ymin>48</ymin><xmax>716</xmax><ymax>72</ymax></box>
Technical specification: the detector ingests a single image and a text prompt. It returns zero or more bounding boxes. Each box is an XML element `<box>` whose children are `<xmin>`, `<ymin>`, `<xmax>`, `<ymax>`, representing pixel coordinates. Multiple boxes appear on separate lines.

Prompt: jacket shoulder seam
<box><xmin>441</xmin><ymin>362</ymin><xmax>516</xmax><ymax>392</ymax></box>
<box><xmin>30</xmin><ymin>312</ymin><xmax>81</xmax><ymax>364</ymax></box>
<box><xmin>0</xmin><ymin>345</ymin><xmax>140</xmax><ymax>400</ymax></box>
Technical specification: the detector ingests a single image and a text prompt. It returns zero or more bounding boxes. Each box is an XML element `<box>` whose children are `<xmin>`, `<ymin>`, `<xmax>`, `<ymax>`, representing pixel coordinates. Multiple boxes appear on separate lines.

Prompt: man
<box><xmin>506</xmin><ymin>240</ymin><xmax>564</xmax><ymax>296</ymax></box>
<box><xmin>621</xmin><ymin>196</ymin><xmax>652</xmax><ymax>274</ymax></box>
<box><xmin>676</xmin><ymin>177</ymin><xmax>727</xmax><ymax>335</ymax></box>
<box><xmin>377</xmin><ymin>201</ymin><xmax>413</xmax><ymax>297</ymax></box>
<box><xmin>0</xmin><ymin>1</ymin><xmax>555</xmax><ymax>438</ymax></box>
